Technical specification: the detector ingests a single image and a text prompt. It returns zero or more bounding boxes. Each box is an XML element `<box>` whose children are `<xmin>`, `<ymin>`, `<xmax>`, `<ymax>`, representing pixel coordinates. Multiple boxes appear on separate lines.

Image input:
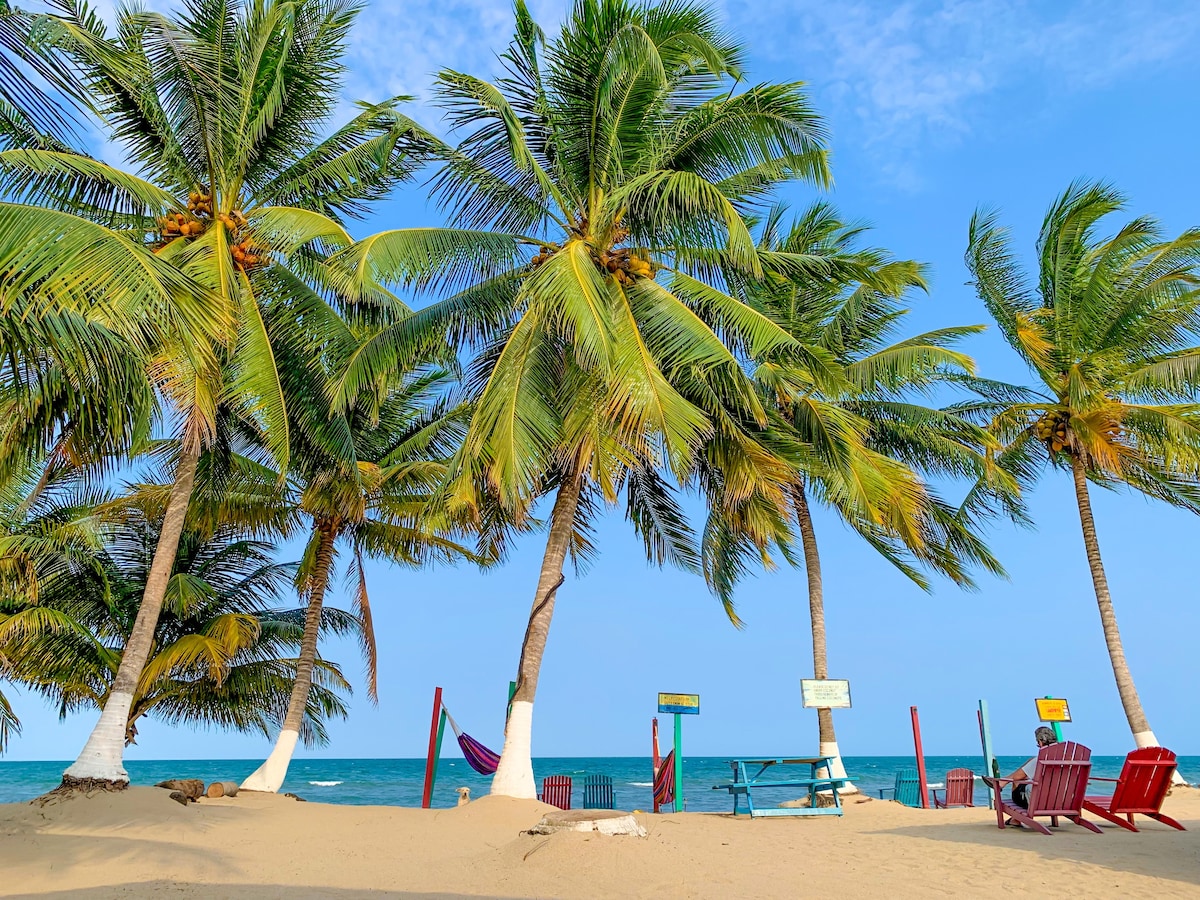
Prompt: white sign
<box><xmin>801</xmin><ymin>679</ymin><xmax>852</xmax><ymax>709</ymax></box>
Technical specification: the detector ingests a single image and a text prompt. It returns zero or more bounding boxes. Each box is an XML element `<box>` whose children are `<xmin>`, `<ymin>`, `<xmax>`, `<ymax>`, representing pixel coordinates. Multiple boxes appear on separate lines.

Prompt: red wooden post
<box><xmin>651</xmin><ymin>718</ymin><xmax>661</xmax><ymax>813</ymax></box>
<box><xmin>421</xmin><ymin>686</ymin><xmax>443</xmax><ymax>809</ymax></box>
<box><xmin>911</xmin><ymin>705</ymin><xmax>929</xmax><ymax>809</ymax></box>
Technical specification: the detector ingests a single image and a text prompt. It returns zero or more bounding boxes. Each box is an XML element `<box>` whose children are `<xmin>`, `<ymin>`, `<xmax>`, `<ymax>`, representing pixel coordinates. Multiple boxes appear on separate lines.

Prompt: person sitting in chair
<box><xmin>1005</xmin><ymin>726</ymin><xmax>1058</xmax><ymax>811</ymax></box>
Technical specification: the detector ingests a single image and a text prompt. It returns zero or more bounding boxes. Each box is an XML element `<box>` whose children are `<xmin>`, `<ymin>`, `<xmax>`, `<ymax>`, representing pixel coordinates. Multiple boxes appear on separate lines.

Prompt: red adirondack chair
<box><xmin>986</xmin><ymin>741</ymin><xmax>1101</xmax><ymax>835</ymax></box>
<box><xmin>931</xmin><ymin>768</ymin><xmax>975</xmax><ymax>808</ymax></box>
<box><xmin>1082</xmin><ymin>747</ymin><xmax>1185</xmax><ymax>832</ymax></box>
<box><xmin>539</xmin><ymin>775</ymin><xmax>572</xmax><ymax>810</ymax></box>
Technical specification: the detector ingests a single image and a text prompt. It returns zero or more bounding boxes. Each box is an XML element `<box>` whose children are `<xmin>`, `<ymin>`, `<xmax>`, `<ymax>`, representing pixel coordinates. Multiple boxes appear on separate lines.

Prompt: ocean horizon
<box><xmin>5</xmin><ymin>755</ymin><xmax>1195</xmax><ymax>811</ymax></box>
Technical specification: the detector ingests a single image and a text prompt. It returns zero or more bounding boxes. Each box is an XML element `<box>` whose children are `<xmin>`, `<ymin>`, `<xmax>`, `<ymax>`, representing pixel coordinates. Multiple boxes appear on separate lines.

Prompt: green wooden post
<box><xmin>507</xmin><ymin>680</ymin><xmax>517</xmax><ymax>724</ymax></box>
<box><xmin>1045</xmin><ymin>695</ymin><xmax>1064</xmax><ymax>741</ymax></box>
<box><xmin>427</xmin><ymin>709</ymin><xmax>448</xmax><ymax>802</ymax></box>
<box><xmin>673</xmin><ymin>713</ymin><xmax>683</xmax><ymax>813</ymax></box>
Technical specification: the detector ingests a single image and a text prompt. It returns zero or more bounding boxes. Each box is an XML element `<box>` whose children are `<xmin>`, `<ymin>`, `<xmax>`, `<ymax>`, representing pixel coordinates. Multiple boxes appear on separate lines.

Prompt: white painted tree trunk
<box><xmin>62</xmin><ymin>440</ymin><xmax>200</xmax><ymax>788</ymax></box>
<box><xmin>490</xmin><ymin>473</ymin><xmax>582</xmax><ymax>800</ymax></box>
<box><xmin>1069</xmin><ymin>458</ymin><xmax>1185</xmax><ymax>785</ymax></box>
<box><xmin>62</xmin><ymin>691</ymin><xmax>134</xmax><ymax>783</ymax></box>
<box><xmin>240</xmin><ymin>729</ymin><xmax>300</xmax><ymax>793</ymax></box>
<box><xmin>241</xmin><ymin>523</ymin><xmax>336</xmax><ymax>793</ymax></box>
<box><xmin>1133</xmin><ymin>730</ymin><xmax>1188</xmax><ymax>785</ymax></box>
<box><xmin>491</xmin><ymin>700</ymin><xmax>536</xmax><ymax>799</ymax></box>
<box><xmin>818</xmin><ymin>740</ymin><xmax>858</xmax><ymax>794</ymax></box>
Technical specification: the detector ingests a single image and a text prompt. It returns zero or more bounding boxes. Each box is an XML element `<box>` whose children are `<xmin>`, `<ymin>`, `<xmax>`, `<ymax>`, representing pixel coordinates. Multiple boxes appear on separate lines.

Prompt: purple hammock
<box><xmin>444</xmin><ymin>708</ymin><xmax>500</xmax><ymax>776</ymax></box>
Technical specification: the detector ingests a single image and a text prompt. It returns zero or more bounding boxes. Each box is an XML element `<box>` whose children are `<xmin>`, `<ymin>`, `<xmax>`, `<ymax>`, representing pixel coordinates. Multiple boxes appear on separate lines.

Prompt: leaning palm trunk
<box><xmin>794</xmin><ymin>485</ymin><xmax>855</xmax><ymax>792</ymax></box>
<box><xmin>491</xmin><ymin>471</ymin><xmax>583</xmax><ymax>799</ymax></box>
<box><xmin>241</xmin><ymin>522</ymin><xmax>337</xmax><ymax>793</ymax></box>
<box><xmin>1069</xmin><ymin>455</ymin><xmax>1183</xmax><ymax>783</ymax></box>
<box><xmin>63</xmin><ymin>442</ymin><xmax>201</xmax><ymax>786</ymax></box>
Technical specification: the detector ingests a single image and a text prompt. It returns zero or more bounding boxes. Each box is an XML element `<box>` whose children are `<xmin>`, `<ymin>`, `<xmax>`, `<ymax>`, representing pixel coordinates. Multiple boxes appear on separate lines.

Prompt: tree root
<box><xmin>34</xmin><ymin>776</ymin><xmax>130</xmax><ymax>805</ymax></box>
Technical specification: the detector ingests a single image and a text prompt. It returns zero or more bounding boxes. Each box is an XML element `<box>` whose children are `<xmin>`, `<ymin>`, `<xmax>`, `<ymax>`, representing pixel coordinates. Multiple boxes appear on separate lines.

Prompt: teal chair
<box><xmin>879</xmin><ymin>769</ymin><xmax>922</xmax><ymax>807</ymax></box>
<box><xmin>582</xmin><ymin>774</ymin><xmax>614</xmax><ymax>810</ymax></box>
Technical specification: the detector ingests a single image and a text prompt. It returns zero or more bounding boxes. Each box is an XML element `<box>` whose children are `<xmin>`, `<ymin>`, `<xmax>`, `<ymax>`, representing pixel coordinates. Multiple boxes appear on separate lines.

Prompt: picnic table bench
<box><xmin>712</xmin><ymin>757</ymin><xmax>852</xmax><ymax>818</ymax></box>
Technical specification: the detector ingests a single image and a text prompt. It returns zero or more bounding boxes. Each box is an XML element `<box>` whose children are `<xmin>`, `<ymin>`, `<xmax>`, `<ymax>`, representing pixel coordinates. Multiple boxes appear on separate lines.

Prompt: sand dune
<box><xmin>1</xmin><ymin>785</ymin><xmax>1197</xmax><ymax>898</ymax></box>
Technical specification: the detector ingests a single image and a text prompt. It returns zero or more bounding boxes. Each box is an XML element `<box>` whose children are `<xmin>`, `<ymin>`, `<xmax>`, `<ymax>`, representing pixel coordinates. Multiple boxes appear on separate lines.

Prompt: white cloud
<box><xmin>726</xmin><ymin>1</ymin><xmax>1198</xmax><ymax>139</ymax></box>
<box><xmin>344</xmin><ymin>0</ymin><xmax>570</xmax><ymax>109</ymax></box>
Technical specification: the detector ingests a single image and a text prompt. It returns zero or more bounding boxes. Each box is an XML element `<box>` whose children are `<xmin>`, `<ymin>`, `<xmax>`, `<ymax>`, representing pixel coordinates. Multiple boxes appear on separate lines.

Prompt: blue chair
<box><xmin>582</xmin><ymin>774</ymin><xmax>614</xmax><ymax>810</ymax></box>
<box><xmin>879</xmin><ymin>768</ymin><xmax>922</xmax><ymax>807</ymax></box>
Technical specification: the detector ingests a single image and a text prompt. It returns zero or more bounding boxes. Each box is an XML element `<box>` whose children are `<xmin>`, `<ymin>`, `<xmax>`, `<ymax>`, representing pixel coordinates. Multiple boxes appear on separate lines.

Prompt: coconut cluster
<box><xmin>229</xmin><ymin>236</ymin><xmax>263</xmax><ymax>270</ymax></box>
<box><xmin>597</xmin><ymin>246</ymin><xmax>654</xmax><ymax>285</ymax></box>
<box><xmin>529</xmin><ymin>221</ymin><xmax>655</xmax><ymax>285</ymax></box>
<box><xmin>1034</xmin><ymin>410</ymin><xmax>1071</xmax><ymax>453</ymax></box>
<box><xmin>1035</xmin><ymin>408</ymin><xmax>1121</xmax><ymax>454</ymax></box>
<box><xmin>155</xmin><ymin>189</ymin><xmax>263</xmax><ymax>271</ymax></box>
<box><xmin>159</xmin><ymin>210</ymin><xmax>205</xmax><ymax>239</ymax></box>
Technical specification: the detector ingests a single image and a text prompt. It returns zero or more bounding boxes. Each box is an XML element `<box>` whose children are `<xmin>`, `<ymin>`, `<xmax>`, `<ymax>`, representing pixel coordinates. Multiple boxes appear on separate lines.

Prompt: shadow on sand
<box><xmin>5</xmin><ymin>885</ymin><xmax>525</xmax><ymax>899</ymax></box>
<box><xmin>873</xmin><ymin>813</ymin><xmax>1199</xmax><ymax>890</ymax></box>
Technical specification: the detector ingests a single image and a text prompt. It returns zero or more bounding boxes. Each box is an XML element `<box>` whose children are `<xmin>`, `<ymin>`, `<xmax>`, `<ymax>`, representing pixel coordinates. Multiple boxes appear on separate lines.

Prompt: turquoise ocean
<box><xmin>3</xmin><ymin>756</ymin><xmax>1196</xmax><ymax>810</ymax></box>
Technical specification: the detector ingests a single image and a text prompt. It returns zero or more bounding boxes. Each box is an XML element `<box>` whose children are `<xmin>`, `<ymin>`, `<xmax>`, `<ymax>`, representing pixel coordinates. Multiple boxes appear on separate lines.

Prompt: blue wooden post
<box><xmin>673</xmin><ymin>712</ymin><xmax>684</xmax><ymax>813</ymax></box>
<box><xmin>978</xmin><ymin>699</ymin><xmax>996</xmax><ymax>809</ymax></box>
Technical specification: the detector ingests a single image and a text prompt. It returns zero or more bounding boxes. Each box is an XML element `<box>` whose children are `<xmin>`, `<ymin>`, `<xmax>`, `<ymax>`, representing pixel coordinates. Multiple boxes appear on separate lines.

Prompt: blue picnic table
<box><xmin>712</xmin><ymin>757</ymin><xmax>851</xmax><ymax>818</ymax></box>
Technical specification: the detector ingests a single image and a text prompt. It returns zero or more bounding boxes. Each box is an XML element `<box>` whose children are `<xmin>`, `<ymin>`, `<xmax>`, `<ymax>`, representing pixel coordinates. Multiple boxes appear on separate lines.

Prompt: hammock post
<box><xmin>911</xmin><ymin>705</ymin><xmax>929</xmax><ymax>810</ymax></box>
<box><xmin>651</xmin><ymin>718</ymin><xmax>661</xmax><ymax>813</ymax></box>
<box><xmin>676</xmin><ymin>715</ymin><xmax>686</xmax><ymax>816</ymax></box>
<box><xmin>421</xmin><ymin>686</ymin><xmax>443</xmax><ymax>809</ymax></box>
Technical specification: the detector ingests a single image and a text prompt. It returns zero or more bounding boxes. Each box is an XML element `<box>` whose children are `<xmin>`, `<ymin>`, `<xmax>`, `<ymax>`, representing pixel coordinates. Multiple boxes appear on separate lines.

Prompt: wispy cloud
<box><xmin>726</xmin><ymin>0</ymin><xmax>1200</xmax><ymax>147</ymax></box>
<box><xmin>344</xmin><ymin>0</ymin><xmax>569</xmax><ymax>110</ymax></box>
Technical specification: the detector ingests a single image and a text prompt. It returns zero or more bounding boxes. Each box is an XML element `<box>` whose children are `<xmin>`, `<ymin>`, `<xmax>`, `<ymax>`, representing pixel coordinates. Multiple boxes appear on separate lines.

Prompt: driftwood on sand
<box><xmin>206</xmin><ymin>781</ymin><xmax>240</xmax><ymax>799</ymax></box>
<box><xmin>155</xmin><ymin>780</ymin><xmax>205</xmax><ymax>801</ymax></box>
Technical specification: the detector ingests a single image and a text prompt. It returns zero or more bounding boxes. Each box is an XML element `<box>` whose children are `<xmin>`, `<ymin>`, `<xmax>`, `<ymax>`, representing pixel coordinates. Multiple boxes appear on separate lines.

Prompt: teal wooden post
<box><xmin>507</xmin><ymin>680</ymin><xmax>517</xmax><ymax>724</ymax></box>
<box><xmin>421</xmin><ymin>686</ymin><xmax>443</xmax><ymax>808</ymax></box>
<box><xmin>1045</xmin><ymin>695</ymin><xmax>1063</xmax><ymax>741</ymax></box>
<box><xmin>673</xmin><ymin>713</ymin><xmax>684</xmax><ymax>813</ymax></box>
<box><xmin>427</xmin><ymin>709</ymin><xmax>447</xmax><ymax>802</ymax></box>
<box><xmin>978</xmin><ymin>699</ymin><xmax>996</xmax><ymax>809</ymax></box>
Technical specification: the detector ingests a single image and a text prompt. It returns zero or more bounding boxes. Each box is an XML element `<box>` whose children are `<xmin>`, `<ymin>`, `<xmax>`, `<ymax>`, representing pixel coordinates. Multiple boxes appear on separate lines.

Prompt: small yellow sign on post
<box><xmin>658</xmin><ymin>693</ymin><xmax>700</xmax><ymax>714</ymax></box>
<box><xmin>1035</xmin><ymin>697</ymin><xmax>1071</xmax><ymax>722</ymax></box>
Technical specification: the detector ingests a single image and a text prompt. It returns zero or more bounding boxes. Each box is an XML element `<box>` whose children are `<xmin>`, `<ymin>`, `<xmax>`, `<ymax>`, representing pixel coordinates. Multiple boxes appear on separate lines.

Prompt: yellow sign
<box><xmin>1035</xmin><ymin>697</ymin><xmax>1071</xmax><ymax>722</ymax></box>
<box><xmin>658</xmin><ymin>693</ymin><xmax>700</xmax><ymax>714</ymax></box>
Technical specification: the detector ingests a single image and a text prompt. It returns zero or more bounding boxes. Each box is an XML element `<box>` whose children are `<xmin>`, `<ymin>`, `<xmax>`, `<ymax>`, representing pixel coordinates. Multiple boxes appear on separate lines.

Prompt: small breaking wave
<box><xmin>628</xmin><ymin>781</ymin><xmax>653</xmax><ymax>787</ymax></box>
<box><xmin>309</xmin><ymin>780</ymin><xmax>343</xmax><ymax>786</ymax></box>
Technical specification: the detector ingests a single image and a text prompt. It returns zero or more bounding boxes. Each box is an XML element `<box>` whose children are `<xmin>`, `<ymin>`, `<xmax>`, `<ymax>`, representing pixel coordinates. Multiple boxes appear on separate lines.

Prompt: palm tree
<box><xmin>0</xmin><ymin>0</ymin><xmax>436</xmax><ymax>786</ymax></box>
<box><xmin>241</xmin><ymin>338</ymin><xmax>482</xmax><ymax>792</ymax></box>
<box><xmin>0</xmin><ymin>451</ymin><xmax>107</xmax><ymax>752</ymax></box>
<box><xmin>332</xmin><ymin>0</ymin><xmax>830</xmax><ymax>797</ymax></box>
<box><xmin>966</xmin><ymin>181</ymin><xmax>1200</xmax><ymax>768</ymax></box>
<box><xmin>0</xmin><ymin>483</ymin><xmax>357</xmax><ymax>748</ymax></box>
<box><xmin>701</xmin><ymin>203</ymin><xmax>1006</xmax><ymax>786</ymax></box>
<box><xmin>0</xmin><ymin>0</ymin><xmax>83</xmax><ymax>146</ymax></box>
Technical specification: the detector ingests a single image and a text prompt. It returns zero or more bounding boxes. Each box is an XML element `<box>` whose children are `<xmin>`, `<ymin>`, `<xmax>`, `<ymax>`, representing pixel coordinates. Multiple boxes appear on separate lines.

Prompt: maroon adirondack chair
<box><xmin>931</xmin><ymin>768</ymin><xmax>975</xmax><ymax>808</ymax></box>
<box><xmin>1082</xmin><ymin>747</ymin><xmax>1185</xmax><ymax>832</ymax></box>
<box><xmin>539</xmin><ymin>775</ymin><xmax>572</xmax><ymax>810</ymax></box>
<box><xmin>987</xmin><ymin>741</ymin><xmax>1101</xmax><ymax>834</ymax></box>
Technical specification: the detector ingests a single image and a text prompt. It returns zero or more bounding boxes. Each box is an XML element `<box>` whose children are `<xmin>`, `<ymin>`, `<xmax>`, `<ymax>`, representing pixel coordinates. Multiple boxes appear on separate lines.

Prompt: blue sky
<box><xmin>9</xmin><ymin>0</ymin><xmax>1200</xmax><ymax>763</ymax></box>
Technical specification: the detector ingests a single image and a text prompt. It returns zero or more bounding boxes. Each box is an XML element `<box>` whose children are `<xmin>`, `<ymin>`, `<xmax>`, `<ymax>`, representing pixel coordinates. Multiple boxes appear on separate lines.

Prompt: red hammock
<box><xmin>654</xmin><ymin>750</ymin><xmax>676</xmax><ymax>809</ymax></box>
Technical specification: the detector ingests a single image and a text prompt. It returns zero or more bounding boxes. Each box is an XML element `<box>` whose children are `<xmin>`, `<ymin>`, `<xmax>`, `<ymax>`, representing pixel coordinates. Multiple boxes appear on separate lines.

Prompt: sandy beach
<box><xmin>1</xmin><ymin>786</ymin><xmax>1197</xmax><ymax>899</ymax></box>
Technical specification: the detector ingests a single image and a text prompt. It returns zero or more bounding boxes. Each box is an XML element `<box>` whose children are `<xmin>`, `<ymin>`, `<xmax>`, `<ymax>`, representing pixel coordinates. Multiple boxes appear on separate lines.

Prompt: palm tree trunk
<box><xmin>794</xmin><ymin>484</ymin><xmax>854</xmax><ymax>792</ymax></box>
<box><xmin>491</xmin><ymin>468</ymin><xmax>583</xmax><ymax>799</ymax></box>
<box><xmin>241</xmin><ymin>520</ymin><xmax>337</xmax><ymax>793</ymax></box>
<box><xmin>1069</xmin><ymin>454</ymin><xmax>1178</xmax><ymax>778</ymax></box>
<box><xmin>62</xmin><ymin>440</ymin><xmax>201</xmax><ymax>788</ymax></box>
